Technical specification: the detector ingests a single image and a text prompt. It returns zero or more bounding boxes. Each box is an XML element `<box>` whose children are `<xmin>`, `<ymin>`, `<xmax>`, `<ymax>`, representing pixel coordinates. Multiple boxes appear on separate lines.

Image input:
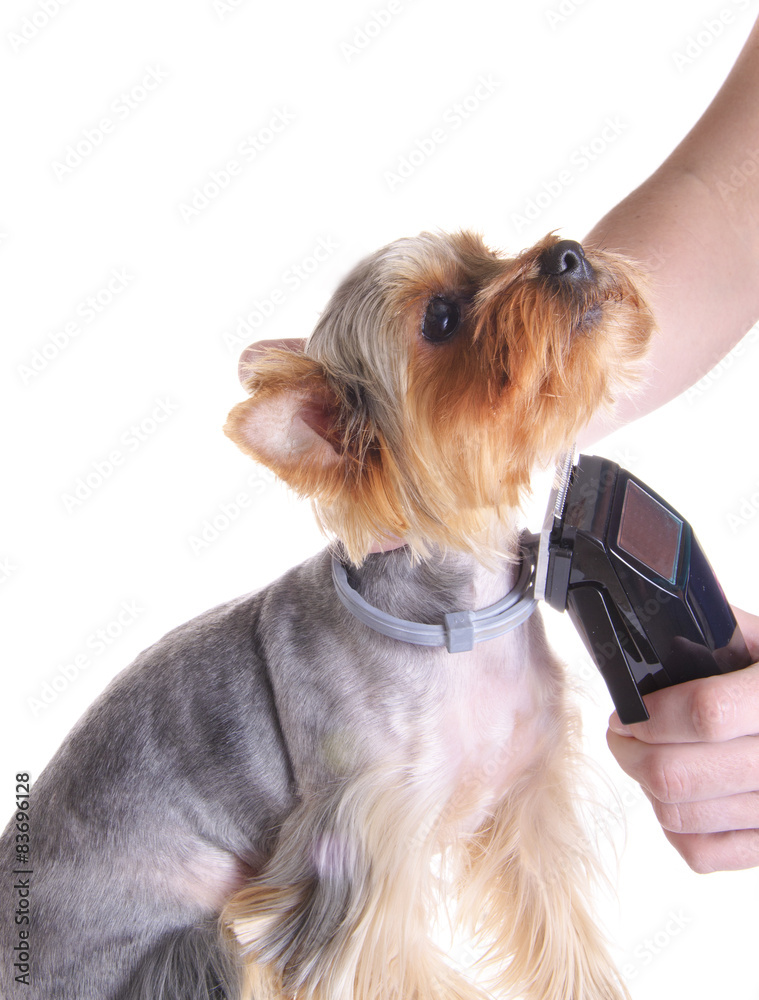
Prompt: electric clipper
<box><xmin>534</xmin><ymin>453</ymin><xmax>752</xmax><ymax>725</ymax></box>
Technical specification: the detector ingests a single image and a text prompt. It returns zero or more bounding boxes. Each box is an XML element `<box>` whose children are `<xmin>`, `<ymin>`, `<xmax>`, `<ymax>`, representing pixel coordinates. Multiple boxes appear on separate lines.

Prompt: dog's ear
<box><xmin>236</xmin><ymin>338</ymin><xmax>305</xmax><ymax>388</ymax></box>
<box><xmin>224</xmin><ymin>346</ymin><xmax>345</xmax><ymax>499</ymax></box>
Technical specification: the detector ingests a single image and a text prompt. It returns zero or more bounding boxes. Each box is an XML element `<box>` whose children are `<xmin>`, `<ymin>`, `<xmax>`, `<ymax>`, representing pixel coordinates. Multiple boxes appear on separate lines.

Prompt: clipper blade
<box><xmin>534</xmin><ymin>447</ymin><xmax>576</xmax><ymax>602</ymax></box>
<box><xmin>552</xmin><ymin>449</ymin><xmax>575</xmax><ymax>525</ymax></box>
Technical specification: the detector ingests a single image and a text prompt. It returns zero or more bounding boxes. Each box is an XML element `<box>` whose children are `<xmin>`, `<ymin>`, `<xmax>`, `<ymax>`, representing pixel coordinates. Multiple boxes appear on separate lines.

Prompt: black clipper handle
<box><xmin>547</xmin><ymin>455</ymin><xmax>753</xmax><ymax>726</ymax></box>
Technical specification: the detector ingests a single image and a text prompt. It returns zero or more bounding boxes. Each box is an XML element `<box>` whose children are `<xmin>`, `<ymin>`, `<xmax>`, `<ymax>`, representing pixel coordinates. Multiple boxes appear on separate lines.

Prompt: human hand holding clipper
<box><xmin>607</xmin><ymin>609</ymin><xmax>759</xmax><ymax>873</ymax></box>
<box><xmin>536</xmin><ymin>453</ymin><xmax>759</xmax><ymax>872</ymax></box>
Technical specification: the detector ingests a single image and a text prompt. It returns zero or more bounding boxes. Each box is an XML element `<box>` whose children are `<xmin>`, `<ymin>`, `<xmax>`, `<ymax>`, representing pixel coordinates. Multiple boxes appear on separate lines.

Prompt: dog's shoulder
<box><xmin>111</xmin><ymin>547</ymin><xmax>335</xmax><ymax>690</ymax></box>
<box><xmin>27</xmin><ymin>554</ymin><xmax>330</xmax><ymax>837</ymax></box>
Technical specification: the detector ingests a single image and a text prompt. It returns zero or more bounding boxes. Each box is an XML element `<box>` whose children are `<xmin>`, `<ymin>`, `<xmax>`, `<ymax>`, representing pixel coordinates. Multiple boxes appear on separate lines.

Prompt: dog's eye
<box><xmin>422</xmin><ymin>297</ymin><xmax>460</xmax><ymax>342</ymax></box>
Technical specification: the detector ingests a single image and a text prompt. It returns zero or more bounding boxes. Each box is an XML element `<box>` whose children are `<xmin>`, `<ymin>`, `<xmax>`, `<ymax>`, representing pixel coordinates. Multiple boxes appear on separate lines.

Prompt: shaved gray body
<box><xmin>0</xmin><ymin>546</ymin><xmax>492</xmax><ymax>999</ymax></box>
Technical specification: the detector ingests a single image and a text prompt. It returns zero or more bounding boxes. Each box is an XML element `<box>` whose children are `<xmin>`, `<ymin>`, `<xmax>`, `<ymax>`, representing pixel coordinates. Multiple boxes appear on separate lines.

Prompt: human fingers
<box><xmin>662</xmin><ymin>828</ymin><xmax>759</xmax><ymax>874</ymax></box>
<box><xmin>733</xmin><ymin>606</ymin><xmax>759</xmax><ymax>661</ymax></box>
<box><xmin>644</xmin><ymin>786</ymin><xmax>759</xmax><ymax>835</ymax></box>
<box><xmin>608</xmin><ymin>661</ymin><xmax>759</xmax><ymax>745</ymax></box>
<box><xmin>607</xmin><ymin>730</ymin><xmax>759</xmax><ymax>803</ymax></box>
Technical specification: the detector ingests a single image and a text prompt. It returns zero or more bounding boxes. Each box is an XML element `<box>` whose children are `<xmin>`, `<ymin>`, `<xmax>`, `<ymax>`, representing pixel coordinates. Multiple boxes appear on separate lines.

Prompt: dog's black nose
<box><xmin>539</xmin><ymin>240</ymin><xmax>593</xmax><ymax>280</ymax></box>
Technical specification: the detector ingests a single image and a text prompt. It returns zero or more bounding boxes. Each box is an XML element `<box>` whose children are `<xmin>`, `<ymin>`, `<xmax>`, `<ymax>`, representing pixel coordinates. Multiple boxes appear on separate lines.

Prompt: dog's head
<box><xmin>225</xmin><ymin>231</ymin><xmax>654</xmax><ymax>563</ymax></box>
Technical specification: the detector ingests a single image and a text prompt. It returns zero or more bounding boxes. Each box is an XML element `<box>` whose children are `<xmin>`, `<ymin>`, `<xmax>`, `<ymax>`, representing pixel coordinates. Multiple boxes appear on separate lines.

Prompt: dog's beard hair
<box><xmin>223</xmin><ymin>682</ymin><xmax>629</xmax><ymax>1000</ymax></box>
<box><xmin>456</xmin><ymin>723</ymin><xmax>630</xmax><ymax>1000</ymax></box>
<box><xmin>224</xmin><ymin>753</ymin><xmax>487</xmax><ymax>1000</ymax></box>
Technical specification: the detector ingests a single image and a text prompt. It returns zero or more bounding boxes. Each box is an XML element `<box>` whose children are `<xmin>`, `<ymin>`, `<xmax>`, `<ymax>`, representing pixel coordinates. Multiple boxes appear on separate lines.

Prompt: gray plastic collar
<box><xmin>331</xmin><ymin>539</ymin><xmax>539</xmax><ymax>653</ymax></box>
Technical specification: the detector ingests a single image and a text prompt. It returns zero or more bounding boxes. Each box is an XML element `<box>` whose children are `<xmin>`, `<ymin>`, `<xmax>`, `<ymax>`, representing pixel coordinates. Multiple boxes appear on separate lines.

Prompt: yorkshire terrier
<box><xmin>0</xmin><ymin>230</ymin><xmax>653</xmax><ymax>1000</ymax></box>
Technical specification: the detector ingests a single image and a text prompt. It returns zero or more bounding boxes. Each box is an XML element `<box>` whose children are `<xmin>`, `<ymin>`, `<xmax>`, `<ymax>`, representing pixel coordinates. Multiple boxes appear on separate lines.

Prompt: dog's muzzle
<box><xmin>539</xmin><ymin>240</ymin><xmax>594</xmax><ymax>282</ymax></box>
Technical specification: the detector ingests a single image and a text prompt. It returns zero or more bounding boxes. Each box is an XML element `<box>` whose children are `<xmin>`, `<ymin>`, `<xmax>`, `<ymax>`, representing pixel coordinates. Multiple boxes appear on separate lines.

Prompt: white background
<box><xmin>2</xmin><ymin>0</ymin><xmax>759</xmax><ymax>996</ymax></box>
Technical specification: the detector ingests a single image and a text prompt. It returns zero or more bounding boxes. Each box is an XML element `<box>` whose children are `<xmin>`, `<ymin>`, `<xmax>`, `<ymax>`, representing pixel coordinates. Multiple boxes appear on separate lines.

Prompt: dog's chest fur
<box><xmin>306</xmin><ymin>547</ymin><xmax>559</xmax><ymax>845</ymax></box>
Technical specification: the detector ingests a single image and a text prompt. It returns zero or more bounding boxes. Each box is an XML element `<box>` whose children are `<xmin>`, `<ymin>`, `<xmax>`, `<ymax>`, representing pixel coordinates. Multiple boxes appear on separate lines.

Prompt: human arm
<box><xmin>580</xmin><ymin>13</ymin><xmax>759</xmax><ymax>445</ymax></box>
